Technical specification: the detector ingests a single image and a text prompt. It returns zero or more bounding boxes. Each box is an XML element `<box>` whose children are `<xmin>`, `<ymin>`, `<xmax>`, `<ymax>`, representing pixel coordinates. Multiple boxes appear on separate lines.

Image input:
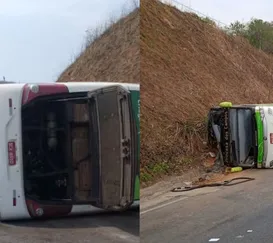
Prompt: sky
<box><xmin>0</xmin><ymin>0</ymin><xmax>136</xmax><ymax>83</ymax></box>
<box><xmin>175</xmin><ymin>0</ymin><xmax>273</xmax><ymax>26</ymax></box>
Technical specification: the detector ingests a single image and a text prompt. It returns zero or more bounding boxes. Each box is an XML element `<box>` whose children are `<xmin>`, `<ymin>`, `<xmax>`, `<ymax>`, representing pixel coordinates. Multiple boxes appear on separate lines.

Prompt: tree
<box><xmin>228</xmin><ymin>18</ymin><xmax>273</xmax><ymax>54</ymax></box>
<box><xmin>229</xmin><ymin>20</ymin><xmax>246</xmax><ymax>36</ymax></box>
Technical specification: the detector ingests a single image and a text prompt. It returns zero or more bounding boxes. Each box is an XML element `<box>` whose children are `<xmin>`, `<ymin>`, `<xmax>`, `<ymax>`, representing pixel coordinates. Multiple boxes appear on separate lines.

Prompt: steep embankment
<box><xmin>57</xmin><ymin>9</ymin><xmax>139</xmax><ymax>83</ymax></box>
<box><xmin>140</xmin><ymin>0</ymin><xmax>273</xmax><ymax>182</ymax></box>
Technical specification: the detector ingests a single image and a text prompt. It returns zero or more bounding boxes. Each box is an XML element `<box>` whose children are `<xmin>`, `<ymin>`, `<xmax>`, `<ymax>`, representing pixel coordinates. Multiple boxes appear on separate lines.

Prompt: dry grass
<box><xmin>84</xmin><ymin>0</ymin><xmax>139</xmax><ymax>49</ymax></box>
<box><xmin>140</xmin><ymin>0</ymin><xmax>273</xmax><ymax>185</ymax></box>
<box><xmin>56</xmin><ymin>0</ymin><xmax>273</xmax><ymax>186</ymax></box>
<box><xmin>140</xmin><ymin>119</ymin><xmax>208</xmax><ymax>185</ymax></box>
<box><xmin>57</xmin><ymin>3</ymin><xmax>139</xmax><ymax>83</ymax></box>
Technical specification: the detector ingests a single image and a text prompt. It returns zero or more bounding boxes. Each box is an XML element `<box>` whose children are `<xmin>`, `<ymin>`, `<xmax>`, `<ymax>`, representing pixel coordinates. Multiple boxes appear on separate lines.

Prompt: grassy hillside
<box><xmin>140</xmin><ymin>0</ymin><xmax>273</xmax><ymax>184</ymax></box>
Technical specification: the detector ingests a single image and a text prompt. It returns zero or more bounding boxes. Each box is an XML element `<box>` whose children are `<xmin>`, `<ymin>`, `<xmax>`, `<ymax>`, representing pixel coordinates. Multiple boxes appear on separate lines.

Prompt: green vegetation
<box><xmin>141</xmin><ymin>161</ymin><xmax>170</xmax><ymax>183</ymax></box>
<box><xmin>192</xmin><ymin>13</ymin><xmax>216</xmax><ymax>26</ymax></box>
<box><xmin>192</xmin><ymin>13</ymin><xmax>273</xmax><ymax>55</ymax></box>
<box><xmin>200</xmin><ymin>16</ymin><xmax>216</xmax><ymax>26</ymax></box>
<box><xmin>226</xmin><ymin>18</ymin><xmax>273</xmax><ymax>54</ymax></box>
<box><xmin>140</xmin><ymin>120</ymin><xmax>207</xmax><ymax>186</ymax></box>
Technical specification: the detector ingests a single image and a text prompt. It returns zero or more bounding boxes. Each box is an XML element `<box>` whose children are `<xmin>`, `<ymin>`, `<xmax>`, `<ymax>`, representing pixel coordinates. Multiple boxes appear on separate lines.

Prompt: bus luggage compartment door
<box><xmin>70</xmin><ymin>85</ymin><xmax>137</xmax><ymax>211</ymax></box>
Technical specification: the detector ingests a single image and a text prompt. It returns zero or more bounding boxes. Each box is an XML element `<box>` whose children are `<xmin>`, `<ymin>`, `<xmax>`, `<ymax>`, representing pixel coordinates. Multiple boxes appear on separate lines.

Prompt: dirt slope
<box><xmin>57</xmin><ymin>9</ymin><xmax>139</xmax><ymax>83</ymax></box>
<box><xmin>140</xmin><ymin>0</ymin><xmax>273</xmax><ymax>181</ymax></box>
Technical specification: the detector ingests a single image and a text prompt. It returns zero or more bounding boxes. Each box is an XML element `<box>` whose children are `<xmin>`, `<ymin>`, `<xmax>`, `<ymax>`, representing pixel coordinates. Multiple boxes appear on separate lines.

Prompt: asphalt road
<box><xmin>0</xmin><ymin>207</ymin><xmax>139</xmax><ymax>243</ymax></box>
<box><xmin>140</xmin><ymin>169</ymin><xmax>273</xmax><ymax>243</ymax></box>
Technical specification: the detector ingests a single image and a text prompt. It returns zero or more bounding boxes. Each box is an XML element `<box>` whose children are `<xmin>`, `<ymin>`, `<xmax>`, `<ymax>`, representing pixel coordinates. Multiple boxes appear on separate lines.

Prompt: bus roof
<box><xmin>0</xmin><ymin>82</ymin><xmax>139</xmax><ymax>91</ymax></box>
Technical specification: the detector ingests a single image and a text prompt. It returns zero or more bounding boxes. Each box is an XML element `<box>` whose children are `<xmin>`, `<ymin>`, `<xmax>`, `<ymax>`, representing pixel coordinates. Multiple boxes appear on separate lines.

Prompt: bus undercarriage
<box><xmin>21</xmin><ymin>86</ymin><xmax>137</xmax><ymax>212</ymax></box>
<box><xmin>207</xmin><ymin>106</ymin><xmax>257</xmax><ymax>168</ymax></box>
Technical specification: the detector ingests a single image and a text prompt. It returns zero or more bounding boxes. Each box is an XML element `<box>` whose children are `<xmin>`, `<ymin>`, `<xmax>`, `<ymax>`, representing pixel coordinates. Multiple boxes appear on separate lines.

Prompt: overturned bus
<box><xmin>0</xmin><ymin>82</ymin><xmax>139</xmax><ymax>220</ymax></box>
<box><xmin>207</xmin><ymin>102</ymin><xmax>273</xmax><ymax>169</ymax></box>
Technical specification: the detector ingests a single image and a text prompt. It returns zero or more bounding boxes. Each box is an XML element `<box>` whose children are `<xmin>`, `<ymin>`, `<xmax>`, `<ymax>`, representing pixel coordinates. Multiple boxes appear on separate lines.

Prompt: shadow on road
<box><xmin>4</xmin><ymin>207</ymin><xmax>139</xmax><ymax>237</ymax></box>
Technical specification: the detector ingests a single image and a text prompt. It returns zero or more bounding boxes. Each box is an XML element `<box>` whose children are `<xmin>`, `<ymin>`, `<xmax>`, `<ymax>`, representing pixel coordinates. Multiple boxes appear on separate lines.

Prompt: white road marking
<box><xmin>209</xmin><ymin>238</ymin><xmax>220</xmax><ymax>242</ymax></box>
<box><xmin>247</xmin><ymin>230</ymin><xmax>253</xmax><ymax>233</ymax></box>
<box><xmin>140</xmin><ymin>196</ymin><xmax>188</xmax><ymax>215</ymax></box>
<box><xmin>236</xmin><ymin>235</ymin><xmax>244</xmax><ymax>238</ymax></box>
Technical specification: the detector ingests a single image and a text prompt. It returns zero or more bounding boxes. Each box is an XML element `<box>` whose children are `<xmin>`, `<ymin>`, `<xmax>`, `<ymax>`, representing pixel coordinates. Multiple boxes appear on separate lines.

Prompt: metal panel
<box><xmin>88</xmin><ymin>86</ymin><xmax>134</xmax><ymax>209</ymax></box>
<box><xmin>229</xmin><ymin>109</ymin><xmax>254</xmax><ymax>166</ymax></box>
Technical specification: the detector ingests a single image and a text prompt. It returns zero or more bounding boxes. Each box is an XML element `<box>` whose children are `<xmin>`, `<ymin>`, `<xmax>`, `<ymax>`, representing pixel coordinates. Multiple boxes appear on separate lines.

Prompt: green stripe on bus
<box><xmin>255</xmin><ymin>111</ymin><xmax>264</xmax><ymax>166</ymax></box>
<box><xmin>131</xmin><ymin>90</ymin><xmax>140</xmax><ymax>200</ymax></box>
